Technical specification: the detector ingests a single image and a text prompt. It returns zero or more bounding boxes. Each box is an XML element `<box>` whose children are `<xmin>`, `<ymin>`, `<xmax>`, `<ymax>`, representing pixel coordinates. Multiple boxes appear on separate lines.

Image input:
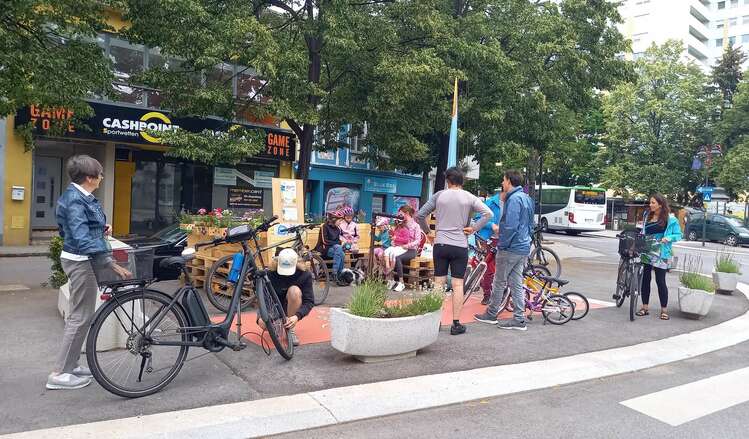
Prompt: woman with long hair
<box><xmin>636</xmin><ymin>193</ymin><xmax>682</xmax><ymax>320</ymax></box>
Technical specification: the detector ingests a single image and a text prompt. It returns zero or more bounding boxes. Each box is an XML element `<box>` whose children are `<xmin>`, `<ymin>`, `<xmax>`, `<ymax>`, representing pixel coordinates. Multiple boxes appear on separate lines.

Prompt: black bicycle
<box><xmin>205</xmin><ymin>222</ymin><xmax>330</xmax><ymax>310</ymax></box>
<box><xmin>615</xmin><ymin>231</ymin><xmax>648</xmax><ymax>321</ymax></box>
<box><xmin>86</xmin><ymin>216</ymin><xmax>293</xmax><ymax>398</ymax></box>
<box><xmin>529</xmin><ymin>226</ymin><xmax>562</xmax><ymax>278</ymax></box>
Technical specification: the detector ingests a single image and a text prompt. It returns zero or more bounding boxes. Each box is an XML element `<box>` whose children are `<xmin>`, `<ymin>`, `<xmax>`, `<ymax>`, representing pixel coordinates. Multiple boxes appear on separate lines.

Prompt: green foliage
<box><xmin>156</xmin><ymin>127</ymin><xmax>264</xmax><ymax>166</ymax></box>
<box><xmin>680</xmin><ymin>255</ymin><xmax>715</xmax><ymax>293</ymax></box>
<box><xmin>717</xmin><ymin>140</ymin><xmax>749</xmax><ymax>194</ymax></box>
<box><xmin>347</xmin><ymin>280</ymin><xmax>389</xmax><ymax>318</ymax></box>
<box><xmin>715</xmin><ymin>249</ymin><xmax>741</xmax><ymax>274</ymax></box>
<box><xmin>0</xmin><ymin>0</ymin><xmax>115</xmax><ymax>144</ymax></box>
<box><xmin>711</xmin><ymin>43</ymin><xmax>746</xmax><ymax>106</ymax></box>
<box><xmin>47</xmin><ymin>236</ymin><xmax>68</xmax><ymax>288</ymax></box>
<box><xmin>601</xmin><ymin>41</ymin><xmax>720</xmax><ymax>199</ymax></box>
<box><xmin>347</xmin><ymin>279</ymin><xmax>444</xmax><ymax>318</ymax></box>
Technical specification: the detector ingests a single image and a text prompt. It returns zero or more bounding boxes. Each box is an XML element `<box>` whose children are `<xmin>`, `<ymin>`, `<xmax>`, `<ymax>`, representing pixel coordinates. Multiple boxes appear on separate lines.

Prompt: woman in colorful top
<box><xmin>373</xmin><ymin>216</ymin><xmax>392</xmax><ymax>269</ymax></box>
<box><xmin>385</xmin><ymin>205</ymin><xmax>422</xmax><ymax>292</ymax></box>
<box><xmin>337</xmin><ymin>207</ymin><xmax>360</xmax><ymax>252</ymax></box>
<box><xmin>636</xmin><ymin>193</ymin><xmax>682</xmax><ymax>321</ymax></box>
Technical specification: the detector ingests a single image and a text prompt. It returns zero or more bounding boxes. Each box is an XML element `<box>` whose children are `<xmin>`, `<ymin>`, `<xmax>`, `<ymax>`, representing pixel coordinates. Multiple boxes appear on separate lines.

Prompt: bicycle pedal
<box><xmin>232</xmin><ymin>342</ymin><xmax>248</xmax><ymax>351</ymax></box>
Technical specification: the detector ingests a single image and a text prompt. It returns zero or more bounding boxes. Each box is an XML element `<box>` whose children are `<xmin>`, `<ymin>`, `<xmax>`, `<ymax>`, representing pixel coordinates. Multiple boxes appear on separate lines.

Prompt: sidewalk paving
<box><xmin>0</xmin><ymin>246</ymin><xmax>49</xmax><ymax>258</ymax></box>
<box><xmin>1</xmin><ymin>256</ymin><xmax>746</xmax><ymax>436</ymax></box>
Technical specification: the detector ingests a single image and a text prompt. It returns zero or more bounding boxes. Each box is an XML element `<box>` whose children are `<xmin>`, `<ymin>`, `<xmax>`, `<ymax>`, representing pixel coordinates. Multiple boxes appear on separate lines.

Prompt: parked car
<box><xmin>685</xmin><ymin>213</ymin><xmax>749</xmax><ymax>247</ymax></box>
<box><xmin>122</xmin><ymin>225</ymin><xmax>188</xmax><ymax>281</ymax></box>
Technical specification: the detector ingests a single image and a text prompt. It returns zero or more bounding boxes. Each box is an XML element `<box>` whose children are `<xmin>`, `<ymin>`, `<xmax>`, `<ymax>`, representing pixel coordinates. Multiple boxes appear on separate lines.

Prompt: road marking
<box><xmin>587</xmin><ymin>298</ymin><xmax>615</xmax><ymax>307</ymax></box>
<box><xmin>620</xmin><ymin>366</ymin><xmax>749</xmax><ymax>426</ymax></box>
<box><xmin>0</xmin><ymin>284</ymin><xmax>29</xmax><ymax>292</ymax></box>
<box><xmin>3</xmin><ymin>284</ymin><xmax>749</xmax><ymax>438</ymax></box>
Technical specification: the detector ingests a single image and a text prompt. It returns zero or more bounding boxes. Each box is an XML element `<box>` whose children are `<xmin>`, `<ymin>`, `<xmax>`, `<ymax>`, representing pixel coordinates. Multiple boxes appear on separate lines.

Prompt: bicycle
<box><xmin>529</xmin><ymin>226</ymin><xmax>562</xmax><ymax>278</ymax></box>
<box><xmin>615</xmin><ymin>231</ymin><xmax>651</xmax><ymax>321</ymax></box>
<box><xmin>205</xmin><ymin>223</ymin><xmax>330</xmax><ymax>311</ymax></box>
<box><xmin>521</xmin><ymin>273</ymin><xmax>589</xmax><ymax>320</ymax></box>
<box><xmin>86</xmin><ymin>216</ymin><xmax>294</xmax><ymax>398</ymax></box>
<box><xmin>500</xmin><ymin>273</ymin><xmax>574</xmax><ymax>324</ymax></box>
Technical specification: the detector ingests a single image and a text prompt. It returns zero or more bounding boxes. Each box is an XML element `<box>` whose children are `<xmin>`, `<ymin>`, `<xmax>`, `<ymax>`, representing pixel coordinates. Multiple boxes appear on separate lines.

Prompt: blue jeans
<box><xmin>327</xmin><ymin>245</ymin><xmax>345</xmax><ymax>276</ymax></box>
<box><xmin>487</xmin><ymin>250</ymin><xmax>527</xmax><ymax>322</ymax></box>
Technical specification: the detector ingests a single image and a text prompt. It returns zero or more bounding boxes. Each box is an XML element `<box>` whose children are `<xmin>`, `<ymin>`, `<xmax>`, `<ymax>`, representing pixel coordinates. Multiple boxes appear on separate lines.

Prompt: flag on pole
<box><xmin>447</xmin><ymin>78</ymin><xmax>458</xmax><ymax>168</ymax></box>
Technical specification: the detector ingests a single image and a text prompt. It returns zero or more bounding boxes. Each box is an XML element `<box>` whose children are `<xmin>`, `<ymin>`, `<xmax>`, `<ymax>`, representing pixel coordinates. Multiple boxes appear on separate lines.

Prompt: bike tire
<box><xmin>541</xmin><ymin>295</ymin><xmax>574</xmax><ymax>325</ymax></box>
<box><xmin>205</xmin><ymin>254</ymin><xmax>254</xmax><ymax>313</ymax></box>
<box><xmin>530</xmin><ymin>247</ymin><xmax>561</xmax><ymax>277</ymax></box>
<box><xmin>86</xmin><ymin>289</ymin><xmax>190</xmax><ymax>398</ymax></box>
<box><xmin>629</xmin><ymin>264</ymin><xmax>642</xmax><ymax>322</ymax></box>
<box><xmin>463</xmin><ymin>262</ymin><xmax>487</xmax><ymax>304</ymax></box>
<box><xmin>256</xmin><ymin>278</ymin><xmax>294</xmax><ymax>360</ymax></box>
<box><xmin>527</xmin><ymin>264</ymin><xmax>551</xmax><ymax>278</ymax></box>
<box><xmin>564</xmin><ymin>291</ymin><xmax>590</xmax><ymax>320</ymax></box>
<box><xmin>309</xmin><ymin>254</ymin><xmax>330</xmax><ymax>305</ymax></box>
<box><xmin>615</xmin><ymin>259</ymin><xmax>627</xmax><ymax>308</ymax></box>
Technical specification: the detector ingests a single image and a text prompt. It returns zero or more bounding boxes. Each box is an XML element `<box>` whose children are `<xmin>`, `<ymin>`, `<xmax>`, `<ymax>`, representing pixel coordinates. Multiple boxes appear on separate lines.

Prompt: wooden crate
<box><xmin>402</xmin><ymin>257</ymin><xmax>434</xmax><ymax>288</ymax></box>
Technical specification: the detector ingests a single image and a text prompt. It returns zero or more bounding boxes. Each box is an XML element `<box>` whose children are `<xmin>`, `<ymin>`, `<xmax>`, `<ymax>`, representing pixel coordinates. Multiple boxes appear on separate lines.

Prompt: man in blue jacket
<box><xmin>475</xmin><ymin>170</ymin><xmax>535</xmax><ymax>331</ymax></box>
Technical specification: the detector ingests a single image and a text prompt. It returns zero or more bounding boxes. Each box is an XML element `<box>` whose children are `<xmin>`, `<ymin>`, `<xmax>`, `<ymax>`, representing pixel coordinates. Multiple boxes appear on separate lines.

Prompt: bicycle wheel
<box><xmin>564</xmin><ymin>291</ymin><xmax>589</xmax><ymax>320</ymax></box>
<box><xmin>629</xmin><ymin>264</ymin><xmax>642</xmax><ymax>322</ymax></box>
<box><xmin>463</xmin><ymin>262</ymin><xmax>487</xmax><ymax>304</ymax></box>
<box><xmin>527</xmin><ymin>264</ymin><xmax>551</xmax><ymax>278</ymax></box>
<box><xmin>541</xmin><ymin>295</ymin><xmax>574</xmax><ymax>325</ymax></box>
<box><xmin>256</xmin><ymin>278</ymin><xmax>294</xmax><ymax>360</ymax></box>
<box><xmin>309</xmin><ymin>254</ymin><xmax>330</xmax><ymax>305</ymax></box>
<box><xmin>86</xmin><ymin>289</ymin><xmax>190</xmax><ymax>398</ymax></box>
<box><xmin>615</xmin><ymin>259</ymin><xmax>627</xmax><ymax>308</ymax></box>
<box><xmin>205</xmin><ymin>254</ymin><xmax>255</xmax><ymax>313</ymax></box>
<box><xmin>530</xmin><ymin>247</ymin><xmax>561</xmax><ymax>277</ymax></box>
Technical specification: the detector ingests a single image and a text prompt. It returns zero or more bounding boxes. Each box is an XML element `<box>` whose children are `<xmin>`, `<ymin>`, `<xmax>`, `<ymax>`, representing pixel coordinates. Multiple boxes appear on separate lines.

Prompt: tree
<box><xmin>1</xmin><ymin>0</ymin><xmax>114</xmax><ymax>145</ymax></box>
<box><xmin>718</xmin><ymin>140</ymin><xmax>749</xmax><ymax>195</ymax></box>
<box><xmin>711</xmin><ymin>43</ymin><xmax>746</xmax><ymax>107</ymax></box>
<box><xmin>601</xmin><ymin>41</ymin><xmax>720</xmax><ymax>200</ymax></box>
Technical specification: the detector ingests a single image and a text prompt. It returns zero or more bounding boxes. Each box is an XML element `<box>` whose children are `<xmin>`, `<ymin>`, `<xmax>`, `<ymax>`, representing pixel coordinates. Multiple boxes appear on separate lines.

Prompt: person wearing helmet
<box><xmin>314</xmin><ymin>211</ymin><xmax>346</xmax><ymax>279</ymax></box>
<box><xmin>373</xmin><ymin>216</ymin><xmax>392</xmax><ymax>270</ymax></box>
<box><xmin>264</xmin><ymin>248</ymin><xmax>315</xmax><ymax>346</ymax></box>
<box><xmin>338</xmin><ymin>206</ymin><xmax>360</xmax><ymax>252</ymax></box>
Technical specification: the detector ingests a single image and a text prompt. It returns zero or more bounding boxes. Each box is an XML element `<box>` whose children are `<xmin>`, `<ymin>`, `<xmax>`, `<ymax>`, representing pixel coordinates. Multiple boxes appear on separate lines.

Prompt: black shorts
<box><xmin>433</xmin><ymin>244</ymin><xmax>469</xmax><ymax>279</ymax></box>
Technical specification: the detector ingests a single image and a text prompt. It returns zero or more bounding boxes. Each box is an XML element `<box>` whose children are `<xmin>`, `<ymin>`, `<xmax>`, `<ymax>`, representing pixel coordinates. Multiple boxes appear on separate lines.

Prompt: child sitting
<box><xmin>337</xmin><ymin>206</ymin><xmax>360</xmax><ymax>253</ymax></box>
<box><xmin>373</xmin><ymin>216</ymin><xmax>392</xmax><ymax>269</ymax></box>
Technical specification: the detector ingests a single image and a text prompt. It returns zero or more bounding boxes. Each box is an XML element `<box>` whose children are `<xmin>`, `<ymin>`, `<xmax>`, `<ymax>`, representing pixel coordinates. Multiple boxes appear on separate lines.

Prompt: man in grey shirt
<box><xmin>417</xmin><ymin>167</ymin><xmax>493</xmax><ymax>335</ymax></box>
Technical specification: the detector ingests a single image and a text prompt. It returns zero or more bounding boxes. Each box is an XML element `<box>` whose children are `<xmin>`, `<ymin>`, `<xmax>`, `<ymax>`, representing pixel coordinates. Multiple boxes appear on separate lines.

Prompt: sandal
<box><xmin>660</xmin><ymin>312</ymin><xmax>670</xmax><ymax>320</ymax></box>
<box><xmin>635</xmin><ymin>309</ymin><xmax>649</xmax><ymax>317</ymax></box>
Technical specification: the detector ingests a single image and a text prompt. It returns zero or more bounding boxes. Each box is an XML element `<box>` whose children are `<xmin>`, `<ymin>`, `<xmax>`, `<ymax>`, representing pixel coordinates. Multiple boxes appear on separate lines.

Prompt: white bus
<box><xmin>537</xmin><ymin>185</ymin><xmax>607</xmax><ymax>234</ymax></box>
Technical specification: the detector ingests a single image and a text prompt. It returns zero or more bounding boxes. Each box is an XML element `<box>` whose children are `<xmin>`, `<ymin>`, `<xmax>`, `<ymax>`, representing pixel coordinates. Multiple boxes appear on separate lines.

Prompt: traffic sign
<box><xmin>703</xmin><ymin>192</ymin><xmax>712</xmax><ymax>201</ymax></box>
<box><xmin>697</xmin><ymin>186</ymin><xmax>714</xmax><ymax>194</ymax></box>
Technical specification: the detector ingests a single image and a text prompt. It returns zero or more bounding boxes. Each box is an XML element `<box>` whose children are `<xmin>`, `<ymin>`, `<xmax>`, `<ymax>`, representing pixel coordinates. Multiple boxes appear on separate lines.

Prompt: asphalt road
<box><xmin>280</xmin><ymin>340</ymin><xmax>749</xmax><ymax>439</ymax></box>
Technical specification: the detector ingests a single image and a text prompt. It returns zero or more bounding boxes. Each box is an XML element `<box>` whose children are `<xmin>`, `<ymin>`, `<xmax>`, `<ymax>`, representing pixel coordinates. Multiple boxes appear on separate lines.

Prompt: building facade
<box><xmin>619</xmin><ymin>0</ymin><xmax>749</xmax><ymax>69</ymax></box>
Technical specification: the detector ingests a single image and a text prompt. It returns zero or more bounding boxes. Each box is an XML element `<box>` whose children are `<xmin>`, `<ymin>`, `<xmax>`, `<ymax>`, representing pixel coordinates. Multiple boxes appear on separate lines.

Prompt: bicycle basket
<box><xmin>91</xmin><ymin>247</ymin><xmax>155</xmax><ymax>286</ymax></box>
<box><xmin>617</xmin><ymin>233</ymin><xmax>648</xmax><ymax>258</ymax></box>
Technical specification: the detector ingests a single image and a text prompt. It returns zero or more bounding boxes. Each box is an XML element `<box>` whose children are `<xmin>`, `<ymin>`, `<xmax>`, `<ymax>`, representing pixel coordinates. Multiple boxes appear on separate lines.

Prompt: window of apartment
<box><xmin>729</xmin><ymin>17</ymin><xmax>738</xmax><ymax>26</ymax></box>
<box><xmin>744</xmin><ymin>15</ymin><xmax>749</xmax><ymax>24</ymax></box>
<box><xmin>109</xmin><ymin>39</ymin><xmax>145</xmax><ymax>105</ymax></box>
<box><xmin>716</xmin><ymin>38</ymin><xmax>724</xmax><ymax>46</ymax></box>
<box><xmin>717</xmin><ymin>22</ymin><xmax>725</xmax><ymax>29</ymax></box>
<box><xmin>730</xmin><ymin>36</ymin><xmax>737</xmax><ymax>44</ymax></box>
<box><xmin>731</xmin><ymin>0</ymin><xmax>739</xmax><ymax>7</ymax></box>
<box><xmin>742</xmin><ymin>34</ymin><xmax>749</xmax><ymax>43</ymax></box>
<box><xmin>718</xmin><ymin>1</ymin><xmax>726</xmax><ymax>10</ymax></box>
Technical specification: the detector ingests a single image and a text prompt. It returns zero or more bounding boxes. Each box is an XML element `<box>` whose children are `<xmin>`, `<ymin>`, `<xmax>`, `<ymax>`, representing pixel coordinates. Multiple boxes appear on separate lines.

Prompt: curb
<box><xmin>4</xmin><ymin>283</ymin><xmax>749</xmax><ymax>439</ymax></box>
<box><xmin>0</xmin><ymin>252</ymin><xmax>50</xmax><ymax>258</ymax></box>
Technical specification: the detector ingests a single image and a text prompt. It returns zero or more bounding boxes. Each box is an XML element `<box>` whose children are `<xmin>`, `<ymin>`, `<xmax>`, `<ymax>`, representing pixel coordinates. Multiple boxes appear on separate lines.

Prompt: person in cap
<box><xmin>265</xmin><ymin>248</ymin><xmax>315</xmax><ymax>346</ymax></box>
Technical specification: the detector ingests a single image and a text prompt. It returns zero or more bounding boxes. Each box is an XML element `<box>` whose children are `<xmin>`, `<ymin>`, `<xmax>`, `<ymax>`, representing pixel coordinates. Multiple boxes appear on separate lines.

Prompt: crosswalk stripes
<box><xmin>620</xmin><ymin>366</ymin><xmax>749</xmax><ymax>426</ymax></box>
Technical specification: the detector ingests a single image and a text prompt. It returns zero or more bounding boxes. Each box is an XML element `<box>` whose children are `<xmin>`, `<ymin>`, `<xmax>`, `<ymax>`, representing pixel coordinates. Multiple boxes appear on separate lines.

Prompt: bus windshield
<box><xmin>574</xmin><ymin>189</ymin><xmax>605</xmax><ymax>205</ymax></box>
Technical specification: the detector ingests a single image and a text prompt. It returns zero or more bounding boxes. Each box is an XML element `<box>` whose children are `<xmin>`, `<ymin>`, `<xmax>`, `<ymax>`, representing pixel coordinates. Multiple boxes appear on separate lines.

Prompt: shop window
<box><xmin>372</xmin><ymin>195</ymin><xmax>386</xmax><ymax>214</ymax></box>
<box><xmin>393</xmin><ymin>196</ymin><xmax>420</xmax><ymax>214</ymax></box>
<box><xmin>324</xmin><ymin>184</ymin><xmax>361</xmax><ymax>214</ymax></box>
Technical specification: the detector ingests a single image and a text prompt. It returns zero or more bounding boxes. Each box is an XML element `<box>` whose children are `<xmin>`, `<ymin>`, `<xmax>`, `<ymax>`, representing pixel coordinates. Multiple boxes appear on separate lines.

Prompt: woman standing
<box><xmin>636</xmin><ymin>193</ymin><xmax>682</xmax><ymax>321</ymax></box>
<box><xmin>48</xmin><ymin>155</ymin><xmax>129</xmax><ymax>390</ymax></box>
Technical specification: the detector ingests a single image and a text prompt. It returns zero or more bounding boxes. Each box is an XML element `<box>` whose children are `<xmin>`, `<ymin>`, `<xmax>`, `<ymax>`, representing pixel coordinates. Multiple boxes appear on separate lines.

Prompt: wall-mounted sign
<box><xmin>254</xmin><ymin>170</ymin><xmax>274</xmax><ymax>189</ymax></box>
<box><xmin>214</xmin><ymin>167</ymin><xmax>237</xmax><ymax>186</ymax></box>
<box><xmin>15</xmin><ymin>102</ymin><xmax>296</xmax><ymax>161</ymax></box>
<box><xmin>364</xmin><ymin>176</ymin><xmax>397</xmax><ymax>194</ymax></box>
<box><xmin>228</xmin><ymin>187</ymin><xmax>264</xmax><ymax>209</ymax></box>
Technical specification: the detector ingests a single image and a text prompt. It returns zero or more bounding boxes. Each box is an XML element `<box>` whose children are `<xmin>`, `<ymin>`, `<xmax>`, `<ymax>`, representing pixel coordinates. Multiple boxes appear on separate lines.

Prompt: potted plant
<box><xmin>678</xmin><ymin>255</ymin><xmax>715</xmax><ymax>319</ymax></box>
<box><xmin>330</xmin><ymin>280</ymin><xmax>444</xmax><ymax>363</ymax></box>
<box><xmin>713</xmin><ymin>249</ymin><xmax>741</xmax><ymax>295</ymax></box>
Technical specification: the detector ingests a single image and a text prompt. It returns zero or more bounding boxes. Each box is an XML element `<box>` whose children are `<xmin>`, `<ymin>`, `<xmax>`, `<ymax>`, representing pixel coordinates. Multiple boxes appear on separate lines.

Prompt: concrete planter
<box><xmin>677</xmin><ymin>287</ymin><xmax>714</xmax><ymax>320</ymax></box>
<box><xmin>712</xmin><ymin>272</ymin><xmax>739</xmax><ymax>295</ymax></box>
<box><xmin>330</xmin><ymin>308</ymin><xmax>442</xmax><ymax>363</ymax></box>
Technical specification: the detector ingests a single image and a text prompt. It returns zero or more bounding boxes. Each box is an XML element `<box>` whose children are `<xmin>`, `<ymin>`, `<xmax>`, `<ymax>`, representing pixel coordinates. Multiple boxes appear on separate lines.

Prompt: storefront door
<box><xmin>32</xmin><ymin>156</ymin><xmax>63</xmax><ymax>228</ymax></box>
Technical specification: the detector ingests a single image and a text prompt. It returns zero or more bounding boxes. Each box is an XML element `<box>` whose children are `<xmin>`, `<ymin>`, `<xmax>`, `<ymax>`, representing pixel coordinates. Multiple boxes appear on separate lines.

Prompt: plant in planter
<box><xmin>678</xmin><ymin>255</ymin><xmax>715</xmax><ymax>319</ymax></box>
<box><xmin>713</xmin><ymin>249</ymin><xmax>741</xmax><ymax>294</ymax></box>
<box><xmin>330</xmin><ymin>279</ymin><xmax>444</xmax><ymax>362</ymax></box>
<box><xmin>47</xmin><ymin>236</ymin><xmax>68</xmax><ymax>288</ymax></box>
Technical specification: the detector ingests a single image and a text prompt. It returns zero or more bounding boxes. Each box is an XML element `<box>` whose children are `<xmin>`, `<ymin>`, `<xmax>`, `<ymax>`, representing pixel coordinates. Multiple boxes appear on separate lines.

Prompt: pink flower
<box><xmin>197</xmin><ymin>208</ymin><xmax>207</xmax><ymax>215</ymax></box>
<box><xmin>214</xmin><ymin>208</ymin><xmax>223</xmax><ymax>214</ymax></box>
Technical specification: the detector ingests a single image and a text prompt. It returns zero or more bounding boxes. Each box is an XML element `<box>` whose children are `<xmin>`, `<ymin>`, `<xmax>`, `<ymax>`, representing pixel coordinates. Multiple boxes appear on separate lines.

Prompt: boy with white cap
<box><xmin>265</xmin><ymin>248</ymin><xmax>316</xmax><ymax>346</ymax></box>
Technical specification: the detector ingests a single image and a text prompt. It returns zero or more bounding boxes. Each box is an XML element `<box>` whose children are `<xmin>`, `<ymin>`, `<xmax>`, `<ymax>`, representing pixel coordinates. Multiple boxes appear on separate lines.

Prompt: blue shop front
<box><xmin>306</xmin><ymin>148</ymin><xmax>422</xmax><ymax>222</ymax></box>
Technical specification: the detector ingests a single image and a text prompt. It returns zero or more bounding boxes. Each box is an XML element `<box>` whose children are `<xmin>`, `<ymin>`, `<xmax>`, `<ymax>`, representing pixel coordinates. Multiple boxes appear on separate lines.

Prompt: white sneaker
<box><xmin>387</xmin><ymin>280</ymin><xmax>397</xmax><ymax>290</ymax></box>
<box><xmin>393</xmin><ymin>282</ymin><xmax>406</xmax><ymax>292</ymax></box>
<box><xmin>72</xmin><ymin>366</ymin><xmax>93</xmax><ymax>377</ymax></box>
<box><xmin>46</xmin><ymin>373</ymin><xmax>92</xmax><ymax>390</ymax></box>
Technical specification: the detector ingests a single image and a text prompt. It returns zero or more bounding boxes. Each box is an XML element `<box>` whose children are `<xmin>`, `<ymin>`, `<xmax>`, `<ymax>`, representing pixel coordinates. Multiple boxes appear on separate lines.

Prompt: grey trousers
<box><xmin>56</xmin><ymin>259</ymin><xmax>98</xmax><ymax>373</ymax></box>
<box><xmin>486</xmin><ymin>250</ymin><xmax>527</xmax><ymax>322</ymax></box>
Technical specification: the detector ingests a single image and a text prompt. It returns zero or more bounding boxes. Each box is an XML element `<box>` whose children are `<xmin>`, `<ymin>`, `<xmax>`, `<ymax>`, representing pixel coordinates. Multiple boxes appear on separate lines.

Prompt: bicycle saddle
<box><xmin>537</xmin><ymin>275</ymin><xmax>569</xmax><ymax>287</ymax></box>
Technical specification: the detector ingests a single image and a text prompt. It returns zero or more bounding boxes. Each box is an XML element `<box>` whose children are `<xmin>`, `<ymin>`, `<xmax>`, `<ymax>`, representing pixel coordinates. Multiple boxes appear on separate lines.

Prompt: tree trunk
<box><xmin>295</xmin><ymin>2</ymin><xmax>322</xmax><ymax>193</ymax></box>
<box><xmin>421</xmin><ymin>169</ymin><xmax>431</xmax><ymax>204</ymax></box>
<box><xmin>526</xmin><ymin>147</ymin><xmax>539</xmax><ymax>200</ymax></box>
<box><xmin>435</xmin><ymin>133</ymin><xmax>449</xmax><ymax>192</ymax></box>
